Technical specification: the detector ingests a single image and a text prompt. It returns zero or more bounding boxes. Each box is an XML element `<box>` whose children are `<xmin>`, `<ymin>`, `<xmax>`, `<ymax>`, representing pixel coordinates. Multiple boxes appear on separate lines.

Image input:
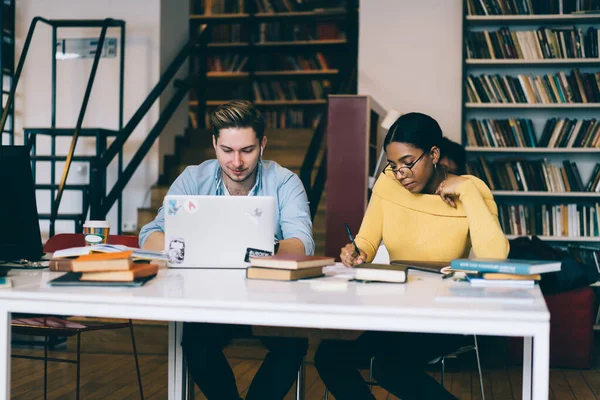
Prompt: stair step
<box><xmin>185</xmin><ymin>128</ymin><xmax>314</xmax><ymax>150</ymax></box>
<box><xmin>24</xmin><ymin>128</ymin><xmax>119</xmax><ymax>137</ymax></box>
<box><xmin>151</xmin><ymin>186</ymin><xmax>170</xmax><ymax>210</ymax></box>
<box><xmin>179</xmin><ymin>150</ymin><xmax>307</xmax><ymax>170</ymax></box>
<box><xmin>35</xmin><ymin>184</ymin><xmax>88</xmax><ymax>191</ymax></box>
<box><xmin>31</xmin><ymin>155</ymin><xmax>96</xmax><ymax>162</ymax></box>
<box><xmin>38</xmin><ymin>213</ymin><xmax>84</xmax><ymax>221</ymax></box>
<box><xmin>137</xmin><ymin>208</ymin><xmax>156</xmax><ymax>230</ymax></box>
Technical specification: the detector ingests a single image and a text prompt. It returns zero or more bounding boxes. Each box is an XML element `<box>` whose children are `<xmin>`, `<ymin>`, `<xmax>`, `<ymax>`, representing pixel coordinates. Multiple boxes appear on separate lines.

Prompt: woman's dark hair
<box><xmin>439</xmin><ymin>137</ymin><xmax>466</xmax><ymax>174</ymax></box>
<box><xmin>211</xmin><ymin>99</ymin><xmax>265</xmax><ymax>141</ymax></box>
<box><xmin>383</xmin><ymin>112</ymin><xmax>443</xmax><ymax>152</ymax></box>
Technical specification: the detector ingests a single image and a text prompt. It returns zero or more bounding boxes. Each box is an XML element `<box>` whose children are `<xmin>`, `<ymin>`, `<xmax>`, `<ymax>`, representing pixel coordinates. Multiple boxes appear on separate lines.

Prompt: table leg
<box><xmin>0</xmin><ymin>307</ymin><xmax>10</xmax><ymax>399</ymax></box>
<box><xmin>169</xmin><ymin>322</ymin><xmax>185</xmax><ymax>400</ymax></box>
<box><xmin>532</xmin><ymin>326</ymin><xmax>550</xmax><ymax>400</ymax></box>
<box><xmin>522</xmin><ymin>336</ymin><xmax>532</xmax><ymax>400</ymax></box>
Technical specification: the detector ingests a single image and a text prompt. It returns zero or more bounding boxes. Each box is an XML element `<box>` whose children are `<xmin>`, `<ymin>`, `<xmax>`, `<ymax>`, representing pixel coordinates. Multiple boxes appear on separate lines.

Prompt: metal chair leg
<box><xmin>128</xmin><ymin>319</ymin><xmax>145</xmax><ymax>399</ymax></box>
<box><xmin>440</xmin><ymin>356</ymin><xmax>446</xmax><ymax>387</ymax></box>
<box><xmin>44</xmin><ymin>335</ymin><xmax>48</xmax><ymax>400</ymax></box>
<box><xmin>474</xmin><ymin>335</ymin><xmax>485</xmax><ymax>400</ymax></box>
<box><xmin>76</xmin><ymin>332</ymin><xmax>81</xmax><ymax>400</ymax></box>
<box><xmin>296</xmin><ymin>357</ymin><xmax>305</xmax><ymax>400</ymax></box>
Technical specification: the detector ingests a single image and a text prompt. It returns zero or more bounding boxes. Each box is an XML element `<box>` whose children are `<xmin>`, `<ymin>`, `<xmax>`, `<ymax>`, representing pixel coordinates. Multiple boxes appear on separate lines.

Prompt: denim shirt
<box><xmin>138</xmin><ymin>159</ymin><xmax>315</xmax><ymax>255</ymax></box>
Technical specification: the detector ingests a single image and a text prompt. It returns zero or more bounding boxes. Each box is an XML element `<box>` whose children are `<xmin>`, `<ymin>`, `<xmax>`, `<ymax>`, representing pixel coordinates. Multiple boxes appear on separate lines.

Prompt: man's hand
<box><xmin>276</xmin><ymin>238</ymin><xmax>305</xmax><ymax>255</ymax></box>
<box><xmin>340</xmin><ymin>243</ymin><xmax>367</xmax><ymax>267</ymax></box>
<box><xmin>142</xmin><ymin>231</ymin><xmax>165</xmax><ymax>251</ymax></box>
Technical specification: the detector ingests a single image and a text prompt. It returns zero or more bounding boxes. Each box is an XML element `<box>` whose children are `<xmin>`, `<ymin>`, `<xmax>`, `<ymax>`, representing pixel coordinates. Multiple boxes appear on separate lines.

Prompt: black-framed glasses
<box><xmin>384</xmin><ymin>151</ymin><xmax>426</xmax><ymax>179</ymax></box>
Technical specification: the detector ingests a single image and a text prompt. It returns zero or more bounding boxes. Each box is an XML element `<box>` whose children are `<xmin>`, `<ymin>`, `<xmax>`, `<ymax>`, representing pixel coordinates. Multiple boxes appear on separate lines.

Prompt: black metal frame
<box><xmin>0</xmin><ymin>17</ymin><xmax>125</xmax><ymax>236</ymax></box>
<box><xmin>96</xmin><ymin>26</ymin><xmax>210</xmax><ymax>218</ymax></box>
<box><xmin>0</xmin><ymin>17</ymin><xmax>210</xmax><ymax>233</ymax></box>
<box><xmin>0</xmin><ymin>0</ymin><xmax>15</xmax><ymax>145</ymax></box>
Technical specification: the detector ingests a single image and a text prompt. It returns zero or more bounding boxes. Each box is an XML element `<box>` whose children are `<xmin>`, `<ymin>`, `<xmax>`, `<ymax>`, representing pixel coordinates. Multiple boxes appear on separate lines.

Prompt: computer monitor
<box><xmin>0</xmin><ymin>146</ymin><xmax>44</xmax><ymax>261</ymax></box>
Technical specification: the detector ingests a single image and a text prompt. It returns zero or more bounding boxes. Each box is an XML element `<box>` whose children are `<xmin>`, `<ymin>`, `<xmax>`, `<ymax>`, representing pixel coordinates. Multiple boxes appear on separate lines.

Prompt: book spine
<box><xmin>450</xmin><ymin>260</ymin><xmax>531</xmax><ymax>274</ymax></box>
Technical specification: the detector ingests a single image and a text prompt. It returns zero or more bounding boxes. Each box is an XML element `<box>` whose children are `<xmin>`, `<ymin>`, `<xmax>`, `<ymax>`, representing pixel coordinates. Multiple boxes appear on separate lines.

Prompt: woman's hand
<box><xmin>434</xmin><ymin>175</ymin><xmax>468</xmax><ymax>208</ymax></box>
<box><xmin>340</xmin><ymin>243</ymin><xmax>367</xmax><ymax>267</ymax></box>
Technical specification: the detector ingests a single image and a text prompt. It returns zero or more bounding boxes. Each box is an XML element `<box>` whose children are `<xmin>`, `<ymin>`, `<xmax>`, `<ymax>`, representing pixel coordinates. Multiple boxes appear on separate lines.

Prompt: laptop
<box><xmin>0</xmin><ymin>146</ymin><xmax>45</xmax><ymax>269</ymax></box>
<box><xmin>164</xmin><ymin>195</ymin><xmax>276</xmax><ymax>268</ymax></box>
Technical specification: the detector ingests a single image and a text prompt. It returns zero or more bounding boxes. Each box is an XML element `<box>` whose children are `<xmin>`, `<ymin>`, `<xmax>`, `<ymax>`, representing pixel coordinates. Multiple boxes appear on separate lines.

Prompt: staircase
<box><xmin>136</xmin><ymin>127</ymin><xmax>328</xmax><ymax>255</ymax></box>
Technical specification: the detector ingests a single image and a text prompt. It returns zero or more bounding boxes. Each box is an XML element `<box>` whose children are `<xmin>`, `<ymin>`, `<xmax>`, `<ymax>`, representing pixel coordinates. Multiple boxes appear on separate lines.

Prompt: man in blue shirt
<box><xmin>140</xmin><ymin>100</ymin><xmax>312</xmax><ymax>400</ymax></box>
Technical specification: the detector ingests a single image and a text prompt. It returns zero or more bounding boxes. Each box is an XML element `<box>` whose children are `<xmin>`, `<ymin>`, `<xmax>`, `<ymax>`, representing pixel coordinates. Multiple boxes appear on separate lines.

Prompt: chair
<box><xmin>11</xmin><ymin>233</ymin><xmax>144</xmax><ymax>400</ymax></box>
<box><xmin>324</xmin><ymin>335</ymin><xmax>485</xmax><ymax>400</ymax></box>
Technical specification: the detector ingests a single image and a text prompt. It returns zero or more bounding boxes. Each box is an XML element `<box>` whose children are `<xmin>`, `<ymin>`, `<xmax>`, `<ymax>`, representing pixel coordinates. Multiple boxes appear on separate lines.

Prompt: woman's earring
<box><xmin>434</xmin><ymin>163</ymin><xmax>437</xmax><ymax>170</ymax></box>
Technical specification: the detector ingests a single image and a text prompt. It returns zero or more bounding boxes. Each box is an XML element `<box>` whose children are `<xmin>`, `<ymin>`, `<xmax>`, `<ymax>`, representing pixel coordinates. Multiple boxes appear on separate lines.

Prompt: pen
<box><xmin>344</xmin><ymin>223</ymin><xmax>361</xmax><ymax>256</ymax></box>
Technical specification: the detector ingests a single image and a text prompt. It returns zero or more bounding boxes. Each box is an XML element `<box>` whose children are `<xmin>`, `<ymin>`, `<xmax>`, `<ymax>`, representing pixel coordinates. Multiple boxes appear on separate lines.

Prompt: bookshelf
<box><xmin>462</xmin><ymin>0</ymin><xmax>600</xmax><ymax>244</ymax></box>
<box><xmin>189</xmin><ymin>0</ymin><xmax>358</xmax><ymax>129</ymax></box>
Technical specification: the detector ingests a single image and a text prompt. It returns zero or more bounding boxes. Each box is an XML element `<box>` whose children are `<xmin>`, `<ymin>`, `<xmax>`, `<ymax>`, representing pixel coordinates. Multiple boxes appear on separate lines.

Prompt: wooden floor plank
<box><xmin>582</xmin><ymin>369</ymin><xmax>600</xmax><ymax>398</ymax></box>
<box><xmin>550</xmin><ymin>370</ymin><xmax>577</xmax><ymax>400</ymax></box>
<box><xmin>10</xmin><ymin>349</ymin><xmax>600</xmax><ymax>399</ymax></box>
<box><xmin>451</xmin><ymin>371</ymin><xmax>472</xmax><ymax>400</ymax></box>
<box><xmin>508</xmin><ymin>367</ymin><xmax>523</xmax><ymax>400</ymax></box>
<box><xmin>488</xmin><ymin>368</ymin><xmax>514</xmax><ymax>400</ymax></box>
<box><xmin>563</xmin><ymin>370</ymin><xmax>597</xmax><ymax>400</ymax></box>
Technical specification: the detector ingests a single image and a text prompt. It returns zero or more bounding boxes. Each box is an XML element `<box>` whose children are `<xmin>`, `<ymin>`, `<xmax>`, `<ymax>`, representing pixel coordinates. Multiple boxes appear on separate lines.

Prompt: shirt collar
<box><xmin>214</xmin><ymin>160</ymin><xmax>263</xmax><ymax>196</ymax></box>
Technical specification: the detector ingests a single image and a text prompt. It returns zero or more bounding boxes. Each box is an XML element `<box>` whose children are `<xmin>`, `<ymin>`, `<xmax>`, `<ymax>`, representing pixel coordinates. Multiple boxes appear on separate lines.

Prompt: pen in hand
<box><xmin>344</xmin><ymin>223</ymin><xmax>361</xmax><ymax>256</ymax></box>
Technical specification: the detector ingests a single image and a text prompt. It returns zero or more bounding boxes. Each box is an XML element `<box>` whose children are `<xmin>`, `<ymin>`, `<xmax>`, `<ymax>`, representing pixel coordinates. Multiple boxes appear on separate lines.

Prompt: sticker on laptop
<box><xmin>168</xmin><ymin>237</ymin><xmax>185</xmax><ymax>264</ymax></box>
<box><xmin>244</xmin><ymin>247</ymin><xmax>272</xmax><ymax>263</ymax></box>
<box><xmin>245</xmin><ymin>208</ymin><xmax>263</xmax><ymax>225</ymax></box>
<box><xmin>184</xmin><ymin>199</ymin><xmax>199</xmax><ymax>214</ymax></box>
<box><xmin>167</xmin><ymin>199</ymin><xmax>182</xmax><ymax>216</ymax></box>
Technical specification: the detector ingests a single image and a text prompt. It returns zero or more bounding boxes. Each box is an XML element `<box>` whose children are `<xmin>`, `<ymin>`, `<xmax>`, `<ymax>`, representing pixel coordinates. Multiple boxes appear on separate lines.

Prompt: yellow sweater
<box><xmin>355</xmin><ymin>173</ymin><xmax>510</xmax><ymax>263</ymax></box>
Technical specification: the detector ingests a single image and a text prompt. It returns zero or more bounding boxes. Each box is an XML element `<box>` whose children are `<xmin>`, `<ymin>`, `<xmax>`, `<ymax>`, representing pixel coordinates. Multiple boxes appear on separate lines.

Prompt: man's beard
<box><xmin>223</xmin><ymin>162</ymin><xmax>259</xmax><ymax>183</ymax></box>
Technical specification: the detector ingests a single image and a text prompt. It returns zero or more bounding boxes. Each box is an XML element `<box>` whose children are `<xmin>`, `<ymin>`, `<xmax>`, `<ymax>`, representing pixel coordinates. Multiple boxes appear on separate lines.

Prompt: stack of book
<box><xmin>354</xmin><ymin>263</ymin><xmax>408</xmax><ymax>283</ymax></box>
<box><xmin>48</xmin><ymin>246</ymin><xmax>166</xmax><ymax>286</ymax></box>
<box><xmin>247</xmin><ymin>255</ymin><xmax>335</xmax><ymax>281</ymax></box>
<box><xmin>450</xmin><ymin>258</ymin><xmax>561</xmax><ymax>287</ymax></box>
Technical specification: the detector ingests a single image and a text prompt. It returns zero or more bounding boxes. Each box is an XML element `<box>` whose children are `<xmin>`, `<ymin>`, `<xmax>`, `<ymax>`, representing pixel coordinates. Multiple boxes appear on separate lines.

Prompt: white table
<box><xmin>0</xmin><ymin>268</ymin><xmax>550</xmax><ymax>399</ymax></box>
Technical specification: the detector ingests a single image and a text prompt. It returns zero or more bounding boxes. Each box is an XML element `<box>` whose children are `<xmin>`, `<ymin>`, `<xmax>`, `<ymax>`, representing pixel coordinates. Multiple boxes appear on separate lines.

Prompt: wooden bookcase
<box><xmin>462</xmin><ymin>1</ymin><xmax>600</xmax><ymax>245</ymax></box>
<box><xmin>188</xmin><ymin>0</ymin><xmax>358</xmax><ymax>129</ymax></box>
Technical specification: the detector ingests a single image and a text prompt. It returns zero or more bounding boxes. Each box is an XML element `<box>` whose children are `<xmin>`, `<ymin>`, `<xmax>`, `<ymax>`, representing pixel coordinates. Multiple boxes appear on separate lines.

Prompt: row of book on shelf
<box><xmin>190</xmin><ymin>108</ymin><xmax>320</xmax><ymax>129</ymax></box>
<box><xmin>498</xmin><ymin>203</ymin><xmax>600</xmax><ymax>237</ymax></box>
<box><xmin>205</xmin><ymin>21</ymin><xmax>342</xmax><ymax>43</ymax></box>
<box><xmin>466</xmin><ymin>68</ymin><xmax>600</xmax><ymax>104</ymax></box>
<box><xmin>252</xmin><ymin>79</ymin><xmax>329</xmax><ymax>101</ymax></box>
<box><xmin>467</xmin><ymin>158</ymin><xmax>600</xmax><ymax>192</ymax></box>
<box><xmin>192</xmin><ymin>0</ymin><xmax>340</xmax><ymax>14</ymax></box>
<box><xmin>466</xmin><ymin>0</ymin><xmax>598</xmax><ymax>15</ymax></box>
<box><xmin>465</xmin><ymin>118</ymin><xmax>600</xmax><ymax>148</ymax></box>
<box><xmin>466</xmin><ymin>26</ymin><xmax>600</xmax><ymax>60</ymax></box>
<box><xmin>207</xmin><ymin>53</ymin><xmax>330</xmax><ymax>72</ymax></box>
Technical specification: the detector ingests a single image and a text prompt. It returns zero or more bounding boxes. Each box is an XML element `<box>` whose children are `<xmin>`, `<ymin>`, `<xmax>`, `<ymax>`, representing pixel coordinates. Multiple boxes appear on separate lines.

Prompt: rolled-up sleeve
<box><xmin>278</xmin><ymin>173</ymin><xmax>315</xmax><ymax>255</ymax></box>
<box><xmin>138</xmin><ymin>167</ymin><xmax>197</xmax><ymax>247</ymax></box>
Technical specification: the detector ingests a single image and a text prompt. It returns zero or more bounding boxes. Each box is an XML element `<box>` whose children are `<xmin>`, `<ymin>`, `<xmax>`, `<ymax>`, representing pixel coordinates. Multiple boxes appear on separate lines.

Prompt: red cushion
<box><xmin>508</xmin><ymin>287</ymin><xmax>596</xmax><ymax>368</ymax></box>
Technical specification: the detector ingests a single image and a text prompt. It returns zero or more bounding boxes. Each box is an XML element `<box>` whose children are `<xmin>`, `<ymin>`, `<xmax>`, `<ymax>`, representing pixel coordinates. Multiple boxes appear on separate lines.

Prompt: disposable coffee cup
<box><xmin>83</xmin><ymin>220</ymin><xmax>110</xmax><ymax>246</ymax></box>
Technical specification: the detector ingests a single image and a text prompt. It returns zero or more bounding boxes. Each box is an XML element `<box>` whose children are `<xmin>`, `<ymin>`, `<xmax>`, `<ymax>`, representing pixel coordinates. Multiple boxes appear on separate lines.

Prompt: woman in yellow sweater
<box><xmin>315</xmin><ymin>112</ymin><xmax>509</xmax><ymax>400</ymax></box>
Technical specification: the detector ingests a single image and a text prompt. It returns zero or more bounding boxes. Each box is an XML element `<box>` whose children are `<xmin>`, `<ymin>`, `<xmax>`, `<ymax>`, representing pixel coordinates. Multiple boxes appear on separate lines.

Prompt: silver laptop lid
<box><xmin>164</xmin><ymin>195</ymin><xmax>276</xmax><ymax>268</ymax></box>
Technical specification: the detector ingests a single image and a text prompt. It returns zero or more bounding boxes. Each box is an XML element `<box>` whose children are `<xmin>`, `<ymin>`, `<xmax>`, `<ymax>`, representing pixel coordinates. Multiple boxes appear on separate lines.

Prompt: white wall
<box><xmin>159</xmin><ymin>0</ymin><xmax>189</xmax><ymax>175</ymax></box>
<box><xmin>358</xmin><ymin>0</ymin><xmax>463</xmax><ymax>142</ymax></box>
<box><xmin>15</xmin><ymin>0</ymin><xmax>188</xmax><ymax>236</ymax></box>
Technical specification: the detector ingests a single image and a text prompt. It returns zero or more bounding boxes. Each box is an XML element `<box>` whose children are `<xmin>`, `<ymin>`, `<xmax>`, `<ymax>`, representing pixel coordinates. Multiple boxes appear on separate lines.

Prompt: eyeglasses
<box><xmin>384</xmin><ymin>151</ymin><xmax>426</xmax><ymax>179</ymax></box>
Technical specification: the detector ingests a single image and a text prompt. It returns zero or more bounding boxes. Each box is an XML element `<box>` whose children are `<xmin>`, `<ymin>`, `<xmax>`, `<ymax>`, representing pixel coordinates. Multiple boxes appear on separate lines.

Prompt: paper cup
<box><xmin>83</xmin><ymin>220</ymin><xmax>110</xmax><ymax>246</ymax></box>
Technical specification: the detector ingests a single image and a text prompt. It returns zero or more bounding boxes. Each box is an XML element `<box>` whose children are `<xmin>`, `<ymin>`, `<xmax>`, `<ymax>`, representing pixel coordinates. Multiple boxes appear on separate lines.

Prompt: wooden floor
<box><xmin>9</xmin><ymin>347</ymin><xmax>600</xmax><ymax>399</ymax></box>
